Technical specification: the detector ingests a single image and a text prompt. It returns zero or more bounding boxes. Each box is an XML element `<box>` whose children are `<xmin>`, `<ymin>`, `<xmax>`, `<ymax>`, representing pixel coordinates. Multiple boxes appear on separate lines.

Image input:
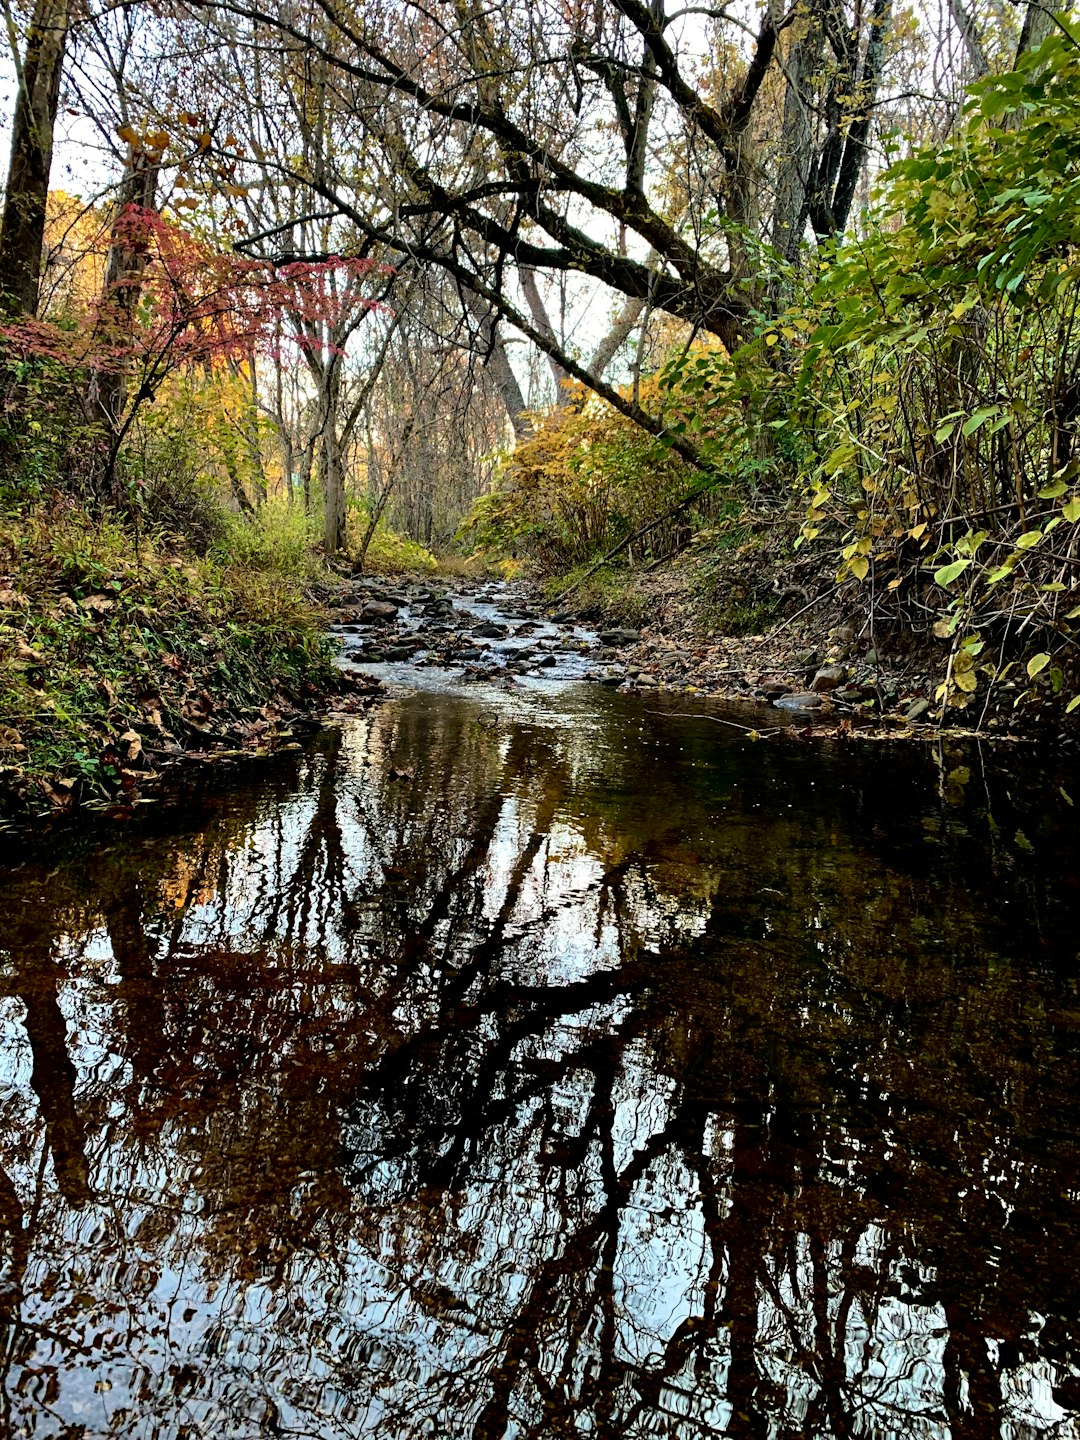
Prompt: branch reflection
<box><xmin>0</xmin><ymin>691</ymin><xmax>1078</xmax><ymax>1438</ymax></box>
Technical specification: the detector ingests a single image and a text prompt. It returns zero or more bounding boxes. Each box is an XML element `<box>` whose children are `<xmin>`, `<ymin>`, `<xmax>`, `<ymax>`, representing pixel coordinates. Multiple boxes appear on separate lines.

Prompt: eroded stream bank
<box><xmin>1</xmin><ymin>602</ymin><xmax>1080</xmax><ymax>1438</ymax></box>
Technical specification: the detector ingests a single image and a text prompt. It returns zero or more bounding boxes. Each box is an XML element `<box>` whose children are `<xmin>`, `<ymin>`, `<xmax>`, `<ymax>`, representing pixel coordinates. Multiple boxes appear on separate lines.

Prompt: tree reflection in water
<box><xmin>0</xmin><ymin>687</ymin><xmax>1079</xmax><ymax>1439</ymax></box>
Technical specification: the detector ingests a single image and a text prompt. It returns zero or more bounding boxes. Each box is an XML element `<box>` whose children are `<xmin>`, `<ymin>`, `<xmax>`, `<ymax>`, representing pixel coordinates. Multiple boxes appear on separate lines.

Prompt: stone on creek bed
<box><xmin>811</xmin><ymin>664</ymin><xmax>847</xmax><ymax>692</ymax></box>
<box><xmin>773</xmin><ymin>692</ymin><xmax>825</xmax><ymax>711</ymax></box>
<box><xmin>472</xmin><ymin>621</ymin><xmax>509</xmax><ymax>639</ymax></box>
<box><xmin>598</xmin><ymin>627</ymin><xmax>641</xmax><ymax>647</ymax></box>
<box><xmin>360</xmin><ymin>600</ymin><xmax>401</xmax><ymax>621</ymax></box>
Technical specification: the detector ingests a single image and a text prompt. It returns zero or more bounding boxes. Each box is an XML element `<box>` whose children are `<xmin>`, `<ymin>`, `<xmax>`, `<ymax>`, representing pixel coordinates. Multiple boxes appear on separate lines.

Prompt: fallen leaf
<box><xmin>79</xmin><ymin>594</ymin><xmax>114</xmax><ymax>615</ymax></box>
<box><xmin>117</xmin><ymin>728</ymin><xmax>143</xmax><ymax>762</ymax></box>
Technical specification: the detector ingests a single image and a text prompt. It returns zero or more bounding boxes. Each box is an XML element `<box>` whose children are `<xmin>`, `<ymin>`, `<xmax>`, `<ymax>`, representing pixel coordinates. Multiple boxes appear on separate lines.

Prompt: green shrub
<box><xmin>211</xmin><ymin>501</ymin><xmax>322</xmax><ymax>579</ymax></box>
<box><xmin>357</xmin><ymin>525</ymin><xmax>438</xmax><ymax>574</ymax></box>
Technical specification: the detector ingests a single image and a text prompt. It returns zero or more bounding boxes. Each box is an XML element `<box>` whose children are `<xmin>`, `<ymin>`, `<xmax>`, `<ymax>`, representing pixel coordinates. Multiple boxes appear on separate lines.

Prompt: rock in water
<box><xmin>598</xmin><ymin>627</ymin><xmax>641</xmax><ymax>647</ymax></box>
<box><xmin>773</xmin><ymin>692</ymin><xmax>824</xmax><ymax>711</ymax></box>
<box><xmin>360</xmin><ymin>600</ymin><xmax>400</xmax><ymax>621</ymax></box>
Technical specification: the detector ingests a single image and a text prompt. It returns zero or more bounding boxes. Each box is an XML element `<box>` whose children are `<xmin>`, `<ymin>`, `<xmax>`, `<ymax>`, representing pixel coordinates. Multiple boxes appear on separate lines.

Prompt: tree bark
<box><xmin>462</xmin><ymin>285</ymin><xmax>530</xmax><ymax>437</ymax></box>
<box><xmin>520</xmin><ymin>266</ymin><xmax>571</xmax><ymax>400</ymax></box>
<box><xmin>0</xmin><ymin>0</ymin><xmax>70</xmax><ymax>316</ymax></box>
<box><xmin>321</xmin><ymin>357</ymin><xmax>345</xmax><ymax>553</ymax></box>
<box><xmin>770</xmin><ymin>20</ymin><xmax>821</xmax><ymax>263</ymax></box>
<box><xmin>87</xmin><ymin>146</ymin><xmax>160</xmax><ymax>498</ymax></box>
<box><xmin>589</xmin><ymin>294</ymin><xmax>646</xmax><ymax>381</ymax></box>
<box><xmin>1016</xmin><ymin>0</ymin><xmax>1056</xmax><ymax>61</ymax></box>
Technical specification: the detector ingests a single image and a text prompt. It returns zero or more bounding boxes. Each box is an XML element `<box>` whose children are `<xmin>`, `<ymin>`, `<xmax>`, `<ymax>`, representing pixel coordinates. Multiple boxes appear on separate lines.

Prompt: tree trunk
<box><xmin>0</xmin><ymin>0</ymin><xmax>70</xmax><ymax>317</ymax></box>
<box><xmin>87</xmin><ymin>146</ymin><xmax>159</xmax><ymax>499</ymax></box>
<box><xmin>1016</xmin><ymin>0</ymin><xmax>1055</xmax><ymax>60</ymax></box>
<box><xmin>463</xmin><ymin>287</ymin><xmax>531</xmax><ymax>438</ymax></box>
<box><xmin>589</xmin><ymin>293</ymin><xmax>646</xmax><ymax>380</ymax></box>
<box><xmin>520</xmin><ymin>267</ymin><xmax>571</xmax><ymax>400</ymax></box>
<box><xmin>321</xmin><ymin>361</ymin><xmax>345</xmax><ymax>554</ymax></box>
<box><xmin>770</xmin><ymin>20</ymin><xmax>821</xmax><ymax>264</ymax></box>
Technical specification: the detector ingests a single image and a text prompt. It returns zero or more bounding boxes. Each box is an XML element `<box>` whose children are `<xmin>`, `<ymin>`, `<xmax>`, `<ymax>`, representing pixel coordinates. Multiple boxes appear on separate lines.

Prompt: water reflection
<box><xmin>1</xmin><ymin>688</ymin><xmax>1079</xmax><ymax>1438</ymax></box>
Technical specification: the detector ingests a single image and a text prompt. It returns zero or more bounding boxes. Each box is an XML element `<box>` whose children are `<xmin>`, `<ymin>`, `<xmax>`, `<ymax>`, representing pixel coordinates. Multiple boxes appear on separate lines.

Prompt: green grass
<box><xmin>544</xmin><ymin>563</ymin><xmax>654</xmax><ymax>625</ymax></box>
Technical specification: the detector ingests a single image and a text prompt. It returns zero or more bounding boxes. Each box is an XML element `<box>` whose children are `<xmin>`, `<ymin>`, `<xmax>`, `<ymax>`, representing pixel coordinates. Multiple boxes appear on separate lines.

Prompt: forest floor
<box><xmin>0</xmin><ymin>501</ymin><xmax>380</xmax><ymax>825</ymax></box>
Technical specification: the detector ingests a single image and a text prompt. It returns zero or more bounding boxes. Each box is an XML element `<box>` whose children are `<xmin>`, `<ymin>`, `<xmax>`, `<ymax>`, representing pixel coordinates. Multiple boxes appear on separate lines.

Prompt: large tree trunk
<box><xmin>0</xmin><ymin>0</ymin><xmax>70</xmax><ymax>317</ymax></box>
<box><xmin>770</xmin><ymin>20</ymin><xmax>822</xmax><ymax>264</ymax></box>
<box><xmin>87</xmin><ymin>146</ymin><xmax>159</xmax><ymax>498</ymax></box>
<box><xmin>1015</xmin><ymin>0</ymin><xmax>1056</xmax><ymax>60</ymax></box>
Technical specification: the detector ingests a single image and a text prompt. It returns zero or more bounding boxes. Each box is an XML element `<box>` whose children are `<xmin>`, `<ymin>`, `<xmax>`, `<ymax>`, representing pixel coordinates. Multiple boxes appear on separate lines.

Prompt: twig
<box><xmin>644</xmin><ymin>707</ymin><xmax>784</xmax><ymax>735</ymax></box>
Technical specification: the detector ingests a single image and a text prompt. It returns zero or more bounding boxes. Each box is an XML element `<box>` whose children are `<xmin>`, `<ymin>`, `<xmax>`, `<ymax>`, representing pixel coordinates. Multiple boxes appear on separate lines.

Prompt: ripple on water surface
<box><xmin>1</xmin><ymin>678</ymin><xmax>1080</xmax><ymax>1439</ymax></box>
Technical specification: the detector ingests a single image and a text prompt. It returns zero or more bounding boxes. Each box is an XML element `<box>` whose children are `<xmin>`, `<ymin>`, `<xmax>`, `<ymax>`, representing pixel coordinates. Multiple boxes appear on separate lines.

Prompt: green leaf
<box><xmin>1066</xmin><ymin>695</ymin><xmax>1080</xmax><ymax>714</ymax></box>
<box><xmin>1039</xmin><ymin>479</ymin><xmax>1068</xmax><ymax>499</ymax></box>
<box><xmin>934</xmin><ymin>558</ymin><xmax>970</xmax><ymax>587</ymax></box>
<box><xmin>1015</xmin><ymin>530</ymin><xmax>1043</xmax><ymax>549</ymax></box>
<box><xmin>849</xmin><ymin>555</ymin><xmax>869</xmax><ymax>580</ymax></box>
<box><xmin>1063</xmin><ymin>498</ymin><xmax>1080</xmax><ymax>522</ymax></box>
<box><xmin>961</xmin><ymin>406</ymin><xmax>999</xmax><ymax>437</ymax></box>
<box><xmin>1027</xmin><ymin>652</ymin><xmax>1051</xmax><ymax>677</ymax></box>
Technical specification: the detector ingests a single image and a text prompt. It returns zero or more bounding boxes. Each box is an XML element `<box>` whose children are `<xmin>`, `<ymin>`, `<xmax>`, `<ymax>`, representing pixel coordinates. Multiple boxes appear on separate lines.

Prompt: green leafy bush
<box><xmin>785</xmin><ymin>20</ymin><xmax>1080</xmax><ymax>709</ymax></box>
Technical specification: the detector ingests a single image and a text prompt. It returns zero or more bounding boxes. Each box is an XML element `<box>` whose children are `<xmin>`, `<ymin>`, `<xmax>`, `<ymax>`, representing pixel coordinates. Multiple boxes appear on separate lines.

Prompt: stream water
<box><xmin>2</xmin><ymin>590</ymin><xmax>1080</xmax><ymax>1439</ymax></box>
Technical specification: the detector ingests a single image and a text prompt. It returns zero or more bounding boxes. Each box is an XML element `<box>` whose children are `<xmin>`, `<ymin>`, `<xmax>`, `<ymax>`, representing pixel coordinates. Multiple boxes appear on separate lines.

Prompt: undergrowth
<box><xmin>0</xmin><ymin>497</ymin><xmax>337</xmax><ymax>816</ymax></box>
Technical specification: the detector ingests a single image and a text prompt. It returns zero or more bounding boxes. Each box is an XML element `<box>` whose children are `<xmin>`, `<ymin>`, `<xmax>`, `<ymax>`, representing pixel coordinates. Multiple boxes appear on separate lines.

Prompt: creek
<box><xmin>1</xmin><ymin>585</ymin><xmax>1080</xmax><ymax>1438</ymax></box>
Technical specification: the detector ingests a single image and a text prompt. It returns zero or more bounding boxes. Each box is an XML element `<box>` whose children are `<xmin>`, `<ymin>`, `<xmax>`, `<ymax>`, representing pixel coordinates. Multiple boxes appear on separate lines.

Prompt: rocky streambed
<box><xmin>328</xmin><ymin>576</ymin><xmax>945</xmax><ymax>728</ymax></box>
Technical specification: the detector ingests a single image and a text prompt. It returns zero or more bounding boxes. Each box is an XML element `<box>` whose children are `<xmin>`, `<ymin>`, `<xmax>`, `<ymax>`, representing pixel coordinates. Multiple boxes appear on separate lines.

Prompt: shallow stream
<box><xmin>2</xmin><ymin>590</ymin><xmax>1080</xmax><ymax>1438</ymax></box>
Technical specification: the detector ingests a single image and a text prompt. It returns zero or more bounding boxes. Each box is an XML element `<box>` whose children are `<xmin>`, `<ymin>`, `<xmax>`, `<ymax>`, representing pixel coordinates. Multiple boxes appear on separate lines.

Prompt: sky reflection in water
<box><xmin>1</xmin><ymin>684</ymin><xmax>1080</xmax><ymax>1439</ymax></box>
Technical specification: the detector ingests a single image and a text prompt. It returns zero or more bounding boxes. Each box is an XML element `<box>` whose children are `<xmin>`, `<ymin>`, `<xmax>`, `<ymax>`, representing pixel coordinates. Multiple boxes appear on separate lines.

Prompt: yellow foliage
<box><xmin>467</xmin><ymin>375</ymin><xmax>693</xmax><ymax>571</ymax></box>
<box><xmin>39</xmin><ymin>190</ymin><xmax>110</xmax><ymax>322</ymax></box>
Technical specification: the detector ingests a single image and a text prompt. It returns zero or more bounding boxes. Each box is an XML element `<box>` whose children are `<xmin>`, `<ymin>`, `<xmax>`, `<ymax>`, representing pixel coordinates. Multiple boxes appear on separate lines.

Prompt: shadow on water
<box><xmin>1</xmin><ymin>681</ymin><xmax>1080</xmax><ymax>1437</ymax></box>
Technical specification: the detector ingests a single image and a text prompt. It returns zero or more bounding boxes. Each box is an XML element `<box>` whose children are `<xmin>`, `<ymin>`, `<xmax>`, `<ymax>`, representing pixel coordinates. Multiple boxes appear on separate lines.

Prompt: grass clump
<box><xmin>545</xmin><ymin>564</ymin><xmax>654</xmax><ymax>626</ymax></box>
<box><xmin>210</xmin><ymin>501</ymin><xmax>323</xmax><ymax>579</ymax></box>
